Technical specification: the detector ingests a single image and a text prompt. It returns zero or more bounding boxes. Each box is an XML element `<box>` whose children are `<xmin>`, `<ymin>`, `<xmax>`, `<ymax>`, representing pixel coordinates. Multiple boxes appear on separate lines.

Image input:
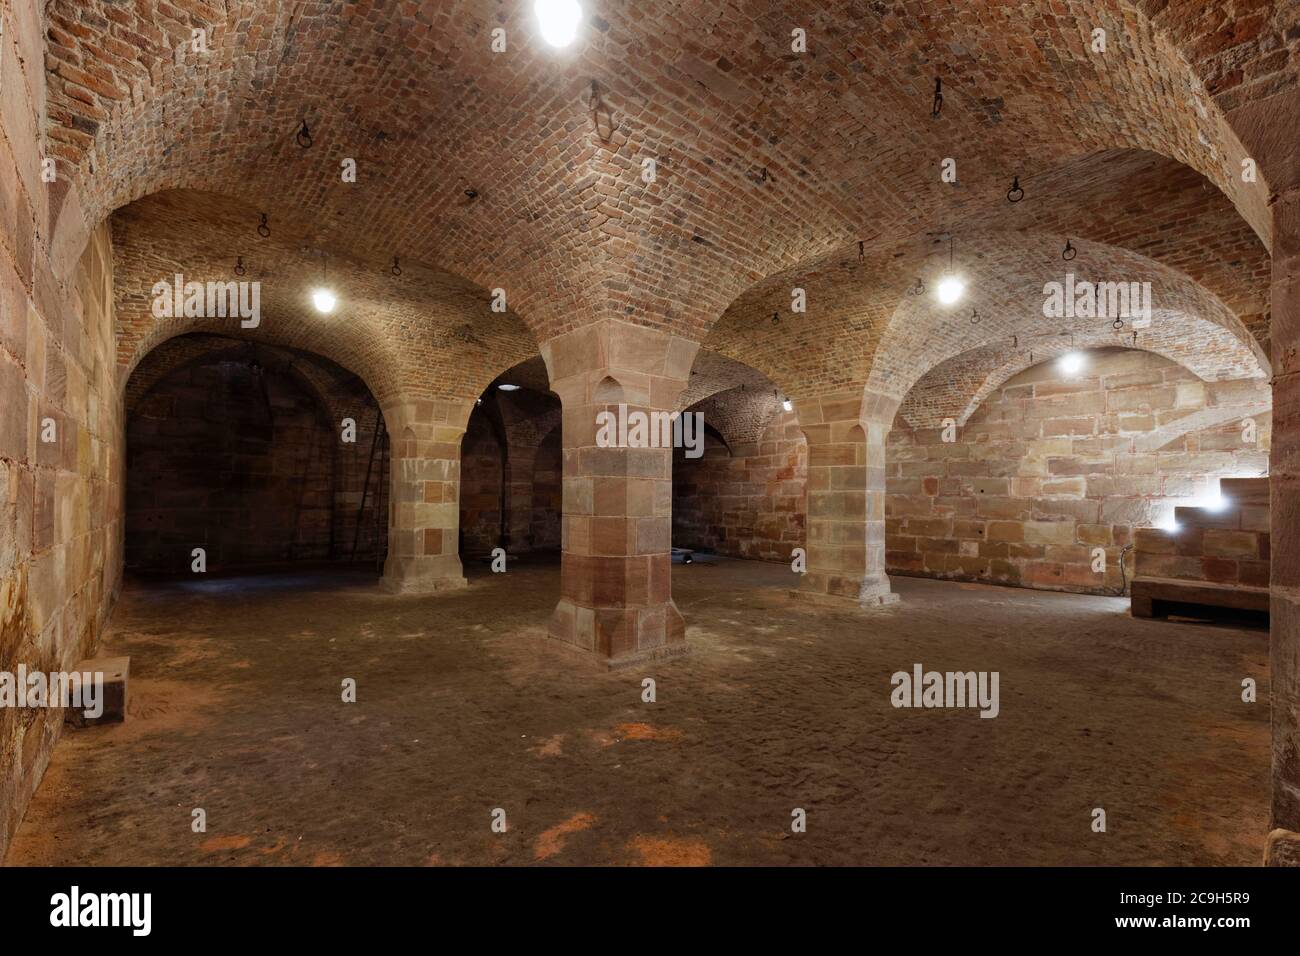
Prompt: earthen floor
<box><xmin>6</xmin><ymin>558</ymin><xmax>1269</xmax><ymax>866</ymax></box>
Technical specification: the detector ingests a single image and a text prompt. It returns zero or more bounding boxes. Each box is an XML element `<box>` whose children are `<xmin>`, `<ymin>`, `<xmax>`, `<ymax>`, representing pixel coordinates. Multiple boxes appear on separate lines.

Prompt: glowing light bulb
<box><xmin>782</xmin><ymin>399</ymin><xmax>793</xmax><ymax>412</ymax></box>
<box><xmin>936</xmin><ymin>275</ymin><xmax>964</xmax><ymax>305</ymax></box>
<box><xmin>535</xmin><ymin>0</ymin><xmax>582</xmax><ymax>48</ymax></box>
<box><xmin>1059</xmin><ymin>352</ymin><xmax>1084</xmax><ymax>375</ymax></box>
<box><xmin>312</xmin><ymin>288</ymin><xmax>337</xmax><ymax>314</ymax></box>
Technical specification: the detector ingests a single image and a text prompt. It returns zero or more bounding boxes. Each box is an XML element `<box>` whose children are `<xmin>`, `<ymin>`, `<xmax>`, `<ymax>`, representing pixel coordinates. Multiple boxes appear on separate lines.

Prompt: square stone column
<box><xmin>1231</xmin><ymin>83</ymin><xmax>1300</xmax><ymax>865</ymax></box>
<box><xmin>541</xmin><ymin>321</ymin><xmax>698</xmax><ymax>666</ymax></box>
<box><xmin>793</xmin><ymin>390</ymin><xmax>900</xmax><ymax>607</ymax></box>
<box><xmin>1269</xmin><ymin>184</ymin><xmax>1300</xmax><ymax>864</ymax></box>
<box><xmin>380</xmin><ymin>398</ymin><xmax>472</xmax><ymax>594</ymax></box>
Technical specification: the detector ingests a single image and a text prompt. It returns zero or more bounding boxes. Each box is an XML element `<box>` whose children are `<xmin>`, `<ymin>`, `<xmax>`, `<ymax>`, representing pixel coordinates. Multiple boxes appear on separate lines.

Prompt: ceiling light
<box><xmin>312</xmin><ymin>249</ymin><xmax>336</xmax><ymax>313</ymax></box>
<box><xmin>312</xmin><ymin>288</ymin><xmax>337</xmax><ymax>314</ymax></box>
<box><xmin>1059</xmin><ymin>352</ymin><xmax>1084</xmax><ymax>375</ymax></box>
<box><xmin>782</xmin><ymin>399</ymin><xmax>793</xmax><ymax>412</ymax></box>
<box><xmin>497</xmin><ymin>384</ymin><xmax>520</xmax><ymax>391</ymax></box>
<box><xmin>535</xmin><ymin>0</ymin><xmax>582</xmax><ymax>48</ymax></box>
<box><xmin>935</xmin><ymin>233</ymin><xmax>964</xmax><ymax>305</ymax></box>
<box><xmin>936</xmin><ymin>275</ymin><xmax>964</xmax><ymax>305</ymax></box>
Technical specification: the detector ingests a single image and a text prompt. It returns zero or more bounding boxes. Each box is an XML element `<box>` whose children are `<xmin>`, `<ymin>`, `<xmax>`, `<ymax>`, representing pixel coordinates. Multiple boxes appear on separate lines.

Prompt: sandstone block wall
<box><xmin>1</xmin><ymin>1</ymin><xmax>123</xmax><ymax>859</ymax></box>
<box><xmin>885</xmin><ymin>350</ymin><xmax>1270</xmax><ymax>594</ymax></box>
<box><xmin>1133</xmin><ymin>477</ymin><xmax>1271</xmax><ymax>587</ymax></box>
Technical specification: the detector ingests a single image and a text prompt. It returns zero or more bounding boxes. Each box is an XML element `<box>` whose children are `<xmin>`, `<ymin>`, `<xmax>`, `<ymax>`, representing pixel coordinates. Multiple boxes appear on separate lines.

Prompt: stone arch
<box><xmin>701</xmin><ymin>144</ymin><xmax>1272</xmax><ymax>408</ymax></box>
<box><xmin>108</xmin><ymin>189</ymin><xmax>540</xmax><ymax>407</ymax></box>
<box><xmin>867</xmin><ymin>229</ymin><xmax>1269</xmax><ymax>414</ymax></box>
<box><xmin>123</xmin><ymin>340</ymin><xmax>386</xmax><ymax>572</ymax></box>
<box><xmin>901</xmin><ymin>327</ymin><xmax>1268</xmax><ymax>431</ymax></box>
<box><xmin>44</xmin><ymin>1</ymin><xmax>1289</xmax><ymax>353</ymax></box>
<box><xmin>125</xmin><ymin>336</ymin><xmax>344</xmax><ymax>425</ymax></box>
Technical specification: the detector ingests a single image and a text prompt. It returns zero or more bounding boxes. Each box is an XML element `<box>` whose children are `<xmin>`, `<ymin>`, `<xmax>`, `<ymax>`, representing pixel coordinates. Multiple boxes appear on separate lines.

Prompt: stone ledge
<box><xmin>1264</xmin><ymin>828</ymin><xmax>1300</xmax><ymax>867</ymax></box>
<box><xmin>64</xmin><ymin>656</ymin><xmax>129</xmax><ymax>727</ymax></box>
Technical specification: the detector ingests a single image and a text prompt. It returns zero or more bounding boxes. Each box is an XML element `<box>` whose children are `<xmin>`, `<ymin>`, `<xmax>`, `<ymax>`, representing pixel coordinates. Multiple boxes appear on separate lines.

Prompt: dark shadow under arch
<box><xmin>124</xmin><ymin>335</ymin><xmax>389</xmax><ymax>575</ymax></box>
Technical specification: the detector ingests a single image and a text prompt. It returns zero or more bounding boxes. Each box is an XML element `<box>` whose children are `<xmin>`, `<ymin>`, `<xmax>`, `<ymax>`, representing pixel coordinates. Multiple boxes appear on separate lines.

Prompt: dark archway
<box><xmin>530</xmin><ymin>425</ymin><xmax>563</xmax><ymax>552</ymax></box>
<box><xmin>459</xmin><ymin>380</ymin><xmax>565</xmax><ymax>560</ymax></box>
<box><xmin>124</xmin><ymin>335</ymin><xmax>389</xmax><ymax>575</ymax></box>
<box><xmin>459</xmin><ymin>401</ymin><xmax>508</xmax><ymax>559</ymax></box>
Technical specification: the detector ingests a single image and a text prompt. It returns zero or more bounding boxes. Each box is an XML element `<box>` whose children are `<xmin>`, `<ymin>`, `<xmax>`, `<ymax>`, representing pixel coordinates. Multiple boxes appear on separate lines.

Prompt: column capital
<box><xmin>789</xmin><ymin>387</ymin><xmax>901</xmax><ymax>432</ymax></box>
<box><xmin>381</xmin><ymin>397</ymin><xmax>475</xmax><ymax>438</ymax></box>
<box><xmin>541</xmin><ymin>320</ymin><xmax>699</xmax><ymax>408</ymax></box>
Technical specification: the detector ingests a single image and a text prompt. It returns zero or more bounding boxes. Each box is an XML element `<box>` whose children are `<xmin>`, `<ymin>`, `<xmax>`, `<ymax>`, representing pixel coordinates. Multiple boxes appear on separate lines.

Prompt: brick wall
<box><xmin>885</xmin><ymin>349</ymin><xmax>1271</xmax><ymax>594</ymax></box>
<box><xmin>1</xmin><ymin>1</ymin><xmax>122</xmax><ymax>859</ymax></box>
<box><xmin>672</xmin><ymin>409</ymin><xmax>807</xmax><ymax>561</ymax></box>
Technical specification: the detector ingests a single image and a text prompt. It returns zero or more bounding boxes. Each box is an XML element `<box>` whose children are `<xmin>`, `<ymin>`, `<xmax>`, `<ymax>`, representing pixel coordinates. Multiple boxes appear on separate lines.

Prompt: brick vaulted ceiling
<box><xmin>111</xmin><ymin>189</ymin><xmax>539</xmax><ymax>402</ymax></box>
<box><xmin>43</xmin><ymin>1</ymin><xmax>1295</xmax><ymax>406</ymax></box>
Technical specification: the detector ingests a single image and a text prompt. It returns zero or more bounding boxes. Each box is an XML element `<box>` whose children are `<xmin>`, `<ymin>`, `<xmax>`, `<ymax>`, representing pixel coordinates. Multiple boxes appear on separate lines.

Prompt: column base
<box><xmin>548</xmin><ymin>597</ymin><xmax>687</xmax><ymax>667</ymax></box>
<box><xmin>380</xmin><ymin>555</ymin><xmax>468</xmax><ymax>594</ymax></box>
<box><xmin>793</xmin><ymin>572</ymin><xmax>900</xmax><ymax>609</ymax></box>
<box><xmin>1264</xmin><ymin>828</ymin><xmax>1300</xmax><ymax>866</ymax></box>
<box><xmin>791</xmin><ymin>588</ymin><xmax>901</xmax><ymax>609</ymax></box>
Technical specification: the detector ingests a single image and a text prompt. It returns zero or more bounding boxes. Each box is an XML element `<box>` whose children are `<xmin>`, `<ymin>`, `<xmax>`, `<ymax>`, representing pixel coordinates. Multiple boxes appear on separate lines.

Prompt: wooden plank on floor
<box><xmin>1130</xmin><ymin>576</ymin><xmax>1269</xmax><ymax>617</ymax></box>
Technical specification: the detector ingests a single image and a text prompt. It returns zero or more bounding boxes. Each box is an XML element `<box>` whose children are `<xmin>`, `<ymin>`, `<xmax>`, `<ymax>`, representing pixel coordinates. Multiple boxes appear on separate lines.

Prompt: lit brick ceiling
<box><xmin>45</xmin><ymin>1</ymin><xmax>1294</xmax><ymax>409</ymax></box>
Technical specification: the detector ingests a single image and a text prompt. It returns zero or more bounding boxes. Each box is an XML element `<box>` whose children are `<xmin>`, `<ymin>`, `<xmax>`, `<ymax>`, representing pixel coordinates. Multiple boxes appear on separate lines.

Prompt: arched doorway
<box><xmin>124</xmin><ymin>335</ymin><xmax>389</xmax><ymax>575</ymax></box>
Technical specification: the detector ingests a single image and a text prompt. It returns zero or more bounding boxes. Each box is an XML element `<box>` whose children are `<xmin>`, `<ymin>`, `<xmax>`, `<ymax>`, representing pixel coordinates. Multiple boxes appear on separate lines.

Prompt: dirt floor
<box><xmin>5</xmin><ymin>556</ymin><xmax>1270</xmax><ymax>866</ymax></box>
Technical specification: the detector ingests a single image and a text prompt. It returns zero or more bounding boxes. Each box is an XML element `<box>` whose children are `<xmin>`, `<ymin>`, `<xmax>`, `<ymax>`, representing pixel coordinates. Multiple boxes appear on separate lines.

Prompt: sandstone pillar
<box><xmin>1269</xmin><ymin>183</ymin><xmax>1300</xmax><ymax>864</ymax></box>
<box><xmin>541</xmin><ymin>321</ymin><xmax>698</xmax><ymax>666</ymax></box>
<box><xmin>794</xmin><ymin>389</ymin><xmax>900</xmax><ymax>607</ymax></box>
<box><xmin>380</xmin><ymin>398</ymin><xmax>472</xmax><ymax>593</ymax></box>
<box><xmin>1230</xmin><ymin>83</ymin><xmax>1300</xmax><ymax>865</ymax></box>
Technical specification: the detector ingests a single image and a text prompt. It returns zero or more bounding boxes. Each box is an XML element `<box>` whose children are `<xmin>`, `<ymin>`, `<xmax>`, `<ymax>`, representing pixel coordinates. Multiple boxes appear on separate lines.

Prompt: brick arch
<box><xmin>705</xmin><ymin>144</ymin><xmax>1270</xmax><ymax>404</ymax></box>
<box><xmin>122</xmin><ymin>334</ymin><xmax>393</xmax><ymax>572</ymax></box>
<box><xmin>43</xmin><ymin>1</ymin><xmax>1287</xmax><ymax>345</ymax></box>
<box><xmin>110</xmin><ymin>189</ymin><xmax>540</xmax><ymax>405</ymax></box>
<box><xmin>864</xmin><ymin>229</ymin><xmax>1268</xmax><ymax>410</ymax></box>
<box><xmin>685</xmin><ymin>385</ymin><xmax>786</xmax><ymax>452</ymax></box>
<box><xmin>124</xmin><ymin>335</ymin><xmax>367</xmax><ymax>423</ymax></box>
<box><xmin>679</xmin><ymin>348</ymin><xmax>793</xmax><ymax>410</ymax></box>
<box><xmin>902</xmin><ymin>327</ymin><xmax>1267</xmax><ymax>430</ymax></box>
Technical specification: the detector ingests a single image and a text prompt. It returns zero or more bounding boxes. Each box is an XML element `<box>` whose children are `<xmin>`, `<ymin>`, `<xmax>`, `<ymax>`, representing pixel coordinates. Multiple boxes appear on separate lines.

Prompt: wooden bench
<box><xmin>1130</xmin><ymin>577</ymin><xmax>1269</xmax><ymax>620</ymax></box>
